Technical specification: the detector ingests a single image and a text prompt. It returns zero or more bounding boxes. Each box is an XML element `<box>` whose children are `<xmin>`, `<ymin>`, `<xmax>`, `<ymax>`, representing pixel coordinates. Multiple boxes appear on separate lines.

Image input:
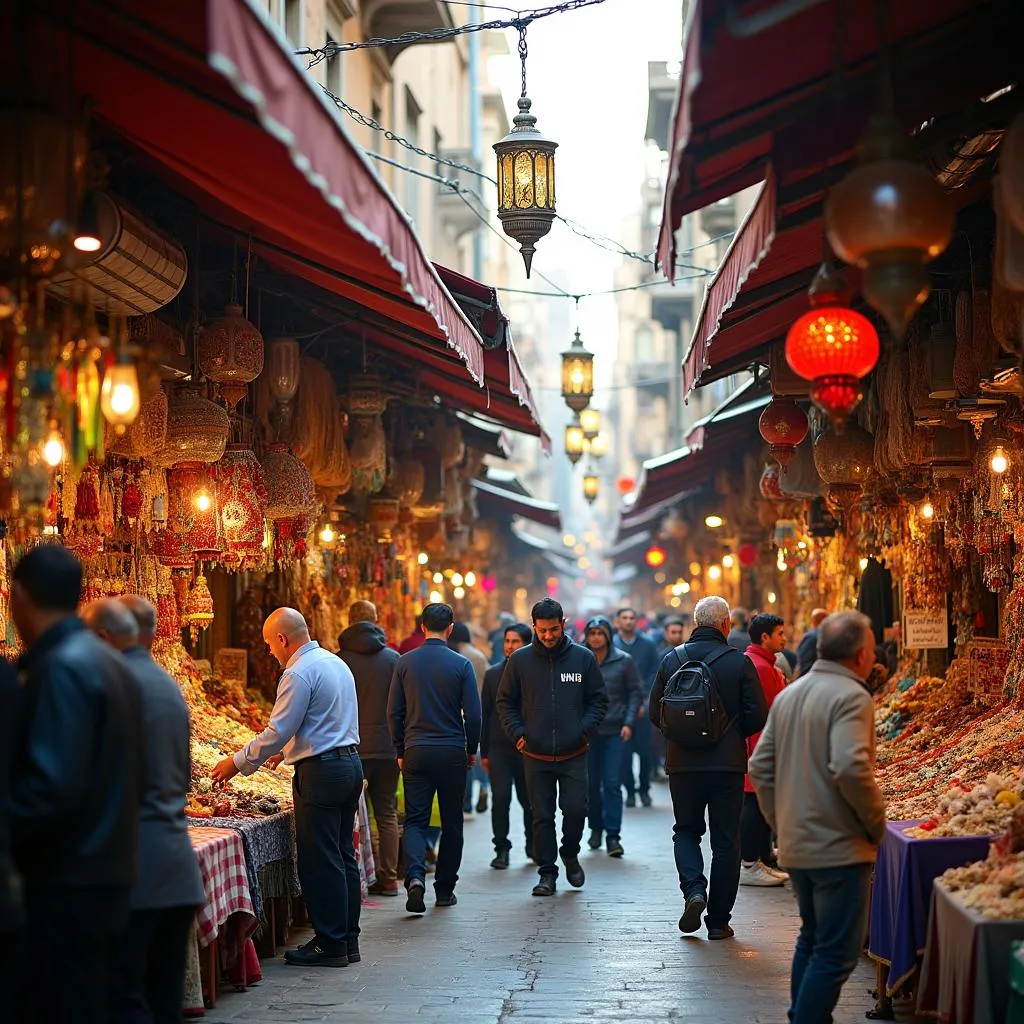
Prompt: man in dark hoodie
<box><xmin>339</xmin><ymin>600</ymin><xmax>401</xmax><ymax>897</ymax></box>
<box><xmin>497</xmin><ymin>598</ymin><xmax>608</xmax><ymax>897</ymax></box>
<box><xmin>480</xmin><ymin>622</ymin><xmax>534</xmax><ymax>869</ymax></box>
<box><xmin>649</xmin><ymin>595</ymin><xmax>768</xmax><ymax>941</ymax></box>
<box><xmin>584</xmin><ymin>617</ymin><xmax>642</xmax><ymax>858</ymax></box>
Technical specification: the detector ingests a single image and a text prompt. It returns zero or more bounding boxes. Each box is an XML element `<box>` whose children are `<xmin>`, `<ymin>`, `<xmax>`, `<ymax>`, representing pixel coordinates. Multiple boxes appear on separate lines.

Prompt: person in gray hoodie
<box><xmin>338</xmin><ymin>601</ymin><xmax>401</xmax><ymax>896</ymax></box>
<box><xmin>749</xmin><ymin>611</ymin><xmax>886</xmax><ymax>1024</ymax></box>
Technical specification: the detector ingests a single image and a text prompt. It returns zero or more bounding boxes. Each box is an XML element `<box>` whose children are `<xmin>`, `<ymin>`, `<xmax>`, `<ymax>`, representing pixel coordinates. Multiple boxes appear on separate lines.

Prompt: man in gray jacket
<box><xmin>85</xmin><ymin>597</ymin><xmax>205</xmax><ymax>1024</ymax></box>
<box><xmin>338</xmin><ymin>601</ymin><xmax>401</xmax><ymax>896</ymax></box>
<box><xmin>749</xmin><ymin>611</ymin><xmax>886</xmax><ymax>1024</ymax></box>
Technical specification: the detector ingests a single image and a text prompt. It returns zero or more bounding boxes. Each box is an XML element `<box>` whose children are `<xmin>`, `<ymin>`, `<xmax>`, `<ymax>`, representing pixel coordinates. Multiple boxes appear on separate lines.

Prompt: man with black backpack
<box><xmin>648</xmin><ymin>596</ymin><xmax>768</xmax><ymax>940</ymax></box>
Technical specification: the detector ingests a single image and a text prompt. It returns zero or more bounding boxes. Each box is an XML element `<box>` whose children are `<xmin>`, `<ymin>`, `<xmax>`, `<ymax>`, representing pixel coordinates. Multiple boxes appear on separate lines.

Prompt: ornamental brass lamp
<box><xmin>565</xmin><ymin>416</ymin><xmax>585</xmax><ymax>465</ymax></box>
<box><xmin>582</xmin><ymin>468</ymin><xmax>599</xmax><ymax>505</ymax></box>
<box><xmin>580</xmin><ymin>407</ymin><xmax>601</xmax><ymax>441</ymax></box>
<box><xmin>493</xmin><ymin>25</ymin><xmax>557</xmax><ymax>277</ymax></box>
<box><xmin>560</xmin><ymin>329</ymin><xmax>594</xmax><ymax>413</ymax></box>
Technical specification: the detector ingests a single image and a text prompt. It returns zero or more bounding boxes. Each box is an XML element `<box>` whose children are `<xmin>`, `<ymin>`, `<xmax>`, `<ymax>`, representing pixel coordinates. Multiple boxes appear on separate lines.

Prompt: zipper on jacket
<box><xmin>551</xmin><ymin>655</ymin><xmax>557</xmax><ymax>759</ymax></box>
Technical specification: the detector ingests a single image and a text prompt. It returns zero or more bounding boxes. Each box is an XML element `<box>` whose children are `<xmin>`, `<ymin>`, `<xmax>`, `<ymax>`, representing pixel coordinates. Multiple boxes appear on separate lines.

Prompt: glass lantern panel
<box><xmin>514</xmin><ymin>151</ymin><xmax>535</xmax><ymax>208</ymax></box>
<box><xmin>548</xmin><ymin>154</ymin><xmax>556</xmax><ymax>208</ymax></box>
<box><xmin>534</xmin><ymin>154</ymin><xmax>548</xmax><ymax>209</ymax></box>
<box><xmin>501</xmin><ymin>154</ymin><xmax>514</xmax><ymax>210</ymax></box>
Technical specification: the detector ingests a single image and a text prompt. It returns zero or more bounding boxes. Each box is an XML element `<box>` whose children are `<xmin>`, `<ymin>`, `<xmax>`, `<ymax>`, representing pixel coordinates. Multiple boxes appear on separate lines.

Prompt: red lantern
<box><xmin>758</xmin><ymin>398</ymin><xmax>809</xmax><ymax>471</ymax></box>
<box><xmin>261</xmin><ymin>444</ymin><xmax>315</xmax><ymax>521</ymax></box>
<box><xmin>644</xmin><ymin>545</ymin><xmax>666</xmax><ymax>568</ymax></box>
<box><xmin>617</xmin><ymin>476</ymin><xmax>636</xmax><ymax>495</ymax></box>
<box><xmin>738</xmin><ymin>542</ymin><xmax>759</xmax><ymax>568</ymax></box>
<box><xmin>167</xmin><ymin>463</ymin><xmax>221</xmax><ymax>558</ymax></box>
<box><xmin>217</xmin><ymin>444</ymin><xmax>268</xmax><ymax>570</ymax></box>
<box><xmin>760</xmin><ymin>463</ymin><xmax>784</xmax><ymax>500</ymax></box>
<box><xmin>199</xmin><ymin>303</ymin><xmax>265</xmax><ymax>411</ymax></box>
<box><xmin>785</xmin><ymin>263</ymin><xmax>880</xmax><ymax>431</ymax></box>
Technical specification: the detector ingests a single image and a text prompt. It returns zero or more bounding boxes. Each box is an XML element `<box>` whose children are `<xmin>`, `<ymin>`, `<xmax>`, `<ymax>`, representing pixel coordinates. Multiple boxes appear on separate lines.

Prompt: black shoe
<box><xmin>476</xmin><ymin>792</ymin><xmax>489</xmax><ymax>813</ymax></box>
<box><xmin>640</xmin><ymin>792</ymin><xmax>653</xmax><ymax>808</ymax></box>
<box><xmin>435</xmin><ymin>892</ymin><xmax>458</xmax><ymax>908</ymax></box>
<box><xmin>678</xmin><ymin>893</ymin><xmax>707</xmax><ymax>934</ymax></box>
<box><xmin>625</xmin><ymin>794</ymin><xmax>636</xmax><ymax>808</ymax></box>
<box><xmin>707</xmin><ymin>924</ymin><xmax>735</xmax><ymax>940</ymax></box>
<box><xmin>562</xmin><ymin>857</ymin><xmax>585</xmax><ymax>888</ymax></box>
<box><xmin>490</xmin><ymin>850</ymin><xmax>510</xmax><ymax>869</ymax></box>
<box><xmin>587</xmin><ymin>829</ymin><xmax>603</xmax><ymax>850</ymax></box>
<box><xmin>606</xmin><ymin>837</ymin><xmax>624</xmax><ymax>858</ymax></box>
<box><xmin>346</xmin><ymin>937</ymin><xmax>361</xmax><ymax>964</ymax></box>
<box><xmin>405</xmin><ymin>881</ymin><xmax>426</xmax><ymax>914</ymax></box>
<box><xmin>462</xmin><ymin>798</ymin><xmax>473</xmax><ymax>814</ymax></box>
<box><xmin>284</xmin><ymin>942</ymin><xmax>348</xmax><ymax>968</ymax></box>
<box><xmin>532</xmin><ymin>875</ymin><xmax>557</xmax><ymax>897</ymax></box>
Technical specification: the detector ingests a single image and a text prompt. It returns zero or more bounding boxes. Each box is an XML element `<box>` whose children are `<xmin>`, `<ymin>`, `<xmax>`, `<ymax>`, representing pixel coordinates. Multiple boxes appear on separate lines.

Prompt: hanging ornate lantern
<box><xmin>561</xmin><ymin>329</ymin><xmax>594</xmax><ymax>413</ymax></box>
<box><xmin>390</xmin><ymin>457</ymin><xmax>425</xmax><ymax>506</ymax></box>
<box><xmin>216</xmin><ymin>444</ymin><xmax>268</xmax><ymax>570</ymax></box>
<box><xmin>565</xmin><ymin>416</ymin><xmax>585</xmax><ymax>464</ymax></box>
<box><xmin>266</xmin><ymin>337</ymin><xmax>301</xmax><ymax>433</ymax></box>
<box><xmin>199</xmin><ymin>303</ymin><xmax>265</xmax><ymax>411</ymax></box>
<box><xmin>582</xmin><ymin>470</ymin><xmax>599</xmax><ymax>505</ymax></box>
<box><xmin>825</xmin><ymin>112</ymin><xmax>954</xmax><ymax>338</ymax></box>
<box><xmin>182</xmin><ymin>573</ymin><xmax>215</xmax><ymax>644</ymax></box>
<box><xmin>785</xmin><ymin>262</ymin><xmax>880</xmax><ymax>431</ymax></box>
<box><xmin>349</xmin><ymin>416</ymin><xmax>387</xmax><ymax>494</ymax></box>
<box><xmin>107</xmin><ymin>385</ymin><xmax>168</xmax><ymax>459</ymax></box>
<box><xmin>369</xmin><ymin>496</ymin><xmax>401</xmax><ymax>537</ymax></box>
<box><xmin>759</xmin><ymin>462</ymin><xmax>784</xmax><ymax>501</ymax></box>
<box><xmin>166</xmin><ymin>463</ymin><xmax>221</xmax><ymax>558</ymax></box>
<box><xmin>154</xmin><ymin>387</ymin><xmax>230</xmax><ymax>467</ymax></box>
<box><xmin>580</xmin><ymin>407</ymin><xmax>601</xmax><ymax>441</ymax></box>
<box><xmin>347</xmin><ymin>373</ymin><xmax>388</xmax><ymax>418</ymax></box>
<box><xmin>758</xmin><ymin>398</ymin><xmax>809</xmax><ymax>470</ymax></box>
<box><xmin>813</xmin><ymin>424</ymin><xmax>875</xmax><ymax>514</ymax></box>
<box><xmin>261</xmin><ymin>444</ymin><xmax>315</xmax><ymax>520</ymax></box>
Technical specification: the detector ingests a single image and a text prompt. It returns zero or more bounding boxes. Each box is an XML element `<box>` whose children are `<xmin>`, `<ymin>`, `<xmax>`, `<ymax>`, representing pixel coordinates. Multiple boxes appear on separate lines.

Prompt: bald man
<box><xmin>87</xmin><ymin>598</ymin><xmax>204</xmax><ymax>1024</ymax></box>
<box><xmin>796</xmin><ymin>608</ymin><xmax>829</xmax><ymax>678</ymax></box>
<box><xmin>214</xmin><ymin>608</ymin><xmax>363</xmax><ymax>969</ymax></box>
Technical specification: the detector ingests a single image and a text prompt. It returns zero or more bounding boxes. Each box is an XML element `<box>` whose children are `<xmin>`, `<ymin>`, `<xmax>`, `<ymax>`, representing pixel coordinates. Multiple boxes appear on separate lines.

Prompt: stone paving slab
<box><xmin>201</xmin><ymin>785</ymin><xmax>877</xmax><ymax>1023</ymax></box>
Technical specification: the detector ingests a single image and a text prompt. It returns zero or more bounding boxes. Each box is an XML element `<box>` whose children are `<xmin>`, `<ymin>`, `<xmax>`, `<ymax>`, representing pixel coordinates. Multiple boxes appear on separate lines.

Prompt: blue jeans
<box><xmin>787</xmin><ymin>863</ymin><xmax>872</xmax><ymax>1024</ymax></box>
<box><xmin>587</xmin><ymin>734</ymin><xmax>624</xmax><ymax>839</ymax></box>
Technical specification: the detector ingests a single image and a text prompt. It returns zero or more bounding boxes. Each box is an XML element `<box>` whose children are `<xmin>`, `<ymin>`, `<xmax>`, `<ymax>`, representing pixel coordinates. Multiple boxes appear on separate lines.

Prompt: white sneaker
<box><xmin>739</xmin><ymin>862</ymin><xmax>785</xmax><ymax>887</ymax></box>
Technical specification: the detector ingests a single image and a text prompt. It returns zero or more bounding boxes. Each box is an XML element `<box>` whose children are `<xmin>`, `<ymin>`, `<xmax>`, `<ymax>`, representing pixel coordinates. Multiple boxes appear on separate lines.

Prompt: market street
<box><xmin>203</xmin><ymin>793</ymin><xmax>875</xmax><ymax>1024</ymax></box>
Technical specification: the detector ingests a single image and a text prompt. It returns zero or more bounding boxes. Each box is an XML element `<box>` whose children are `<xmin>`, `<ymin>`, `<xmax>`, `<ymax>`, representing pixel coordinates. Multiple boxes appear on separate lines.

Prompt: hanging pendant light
<box><xmin>758</xmin><ymin>397</ymin><xmax>809</xmax><ymax>470</ymax></box>
<box><xmin>565</xmin><ymin>416</ymin><xmax>584</xmax><ymax>465</ymax></box>
<box><xmin>580</xmin><ymin>407</ymin><xmax>601</xmax><ymax>441</ymax></box>
<box><xmin>785</xmin><ymin>262</ymin><xmax>880</xmax><ymax>431</ymax></box>
<box><xmin>582</xmin><ymin>468</ymin><xmax>599</xmax><ymax>505</ymax></box>
<box><xmin>560</xmin><ymin>328</ymin><xmax>594</xmax><ymax>413</ymax></box>
<box><xmin>493</xmin><ymin>25</ymin><xmax>557</xmax><ymax>277</ymax></box>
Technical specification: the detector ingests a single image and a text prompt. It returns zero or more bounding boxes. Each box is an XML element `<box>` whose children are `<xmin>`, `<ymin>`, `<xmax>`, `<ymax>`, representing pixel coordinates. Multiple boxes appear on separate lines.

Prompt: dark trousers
<box><xmin>621</xmin><ymin>712</ymin><xmax>652</xmax><ymax>797</ymax></box>
<box><xmin>488</xmin><ymin>748</ymin><xmax>532</xmax><ymax>854</ymax></box>
<box><xmin>740</xmin><ymin>791</ymin><xmax>774</xmax><ymax>864</ymax></box>
<box><xmin>523</xmin><ymin>753</ymin><xmax>588</xmax><ymax>879</ymax></box>
<box><xmin>363</xmin><ymin>758</ymin><xmax>401</xmax><ymax>887</ymax></box>
<box><xmin>108</xmin><ymin>904</ymin><xmax>197</xmax><ymax>1023</ymax></box>
<box><xmin>402</xmin><ymin>745</ymin><xmax>468</xmax><ymax>896</ymax></box>
<box><xmin>587</xmin><ymin>733</ymin><xmax>624</xmax><ymax>839</ymax></box>
<box><xmin>292</xmin><ymin>751</ymin><xmax>364</xmax><ymax>954</ymax></box>
<box><xmin>668</xmin><ymin>771</ymin><xmax>744</xmax><ymax>928</ymax></box>
<box><xmin>15</xmin><ymin>884</ymin><xmax>131</xmax><ymax>1024</ymax></box>
<box><xmin>788</xmin><ymin>864</ymin><xmax>873</xmax><ymax>1024</ymax></box>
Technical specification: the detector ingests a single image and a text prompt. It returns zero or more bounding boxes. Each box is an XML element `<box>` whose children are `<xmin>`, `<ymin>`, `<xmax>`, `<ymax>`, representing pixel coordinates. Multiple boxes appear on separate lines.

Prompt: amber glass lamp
<box><xmin>579</xmin><ymin>408</ymin><xmax>601</xmax><ymax>441</ymax></box>
<box><xmin>560</xmin><ymin>329</ymin><xmax>594</xmax><ymax>413</ymax></box>
<box><xmin>582</xmin><ymin>470</ymin><xmax>599</xmax><ymax>505</ymax></box>
<box><xmin>564</xmin><ymin>417</ymin><xmax>585</xmax><ymax>465</ymax></box>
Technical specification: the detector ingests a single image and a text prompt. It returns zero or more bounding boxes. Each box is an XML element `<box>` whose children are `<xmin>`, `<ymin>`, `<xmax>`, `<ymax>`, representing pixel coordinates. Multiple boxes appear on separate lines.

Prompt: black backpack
<box><xmin>658</xmin><ymin>643</ymin><xmax>733</xmax><ymax>747</ymax></box>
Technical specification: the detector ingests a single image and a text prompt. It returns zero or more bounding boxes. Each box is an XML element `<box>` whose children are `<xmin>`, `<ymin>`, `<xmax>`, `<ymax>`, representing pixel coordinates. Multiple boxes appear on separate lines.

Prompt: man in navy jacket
<box><xmin>388</xmin><ymin>603</ymin><xmax>481</xmax><ymax>914</ymax></box>
<box><xmin>497</xmin><ymin>598</ymin><xmax>607</xmax><ymax>897</ymax></box>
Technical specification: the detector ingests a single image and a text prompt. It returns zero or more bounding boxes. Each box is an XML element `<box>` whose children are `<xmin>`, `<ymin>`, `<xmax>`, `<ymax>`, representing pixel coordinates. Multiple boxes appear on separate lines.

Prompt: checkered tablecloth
<box><xmin>189</xmin><ymin>826</ymin><xmax>257</xmax><ymax>948</ymax></box>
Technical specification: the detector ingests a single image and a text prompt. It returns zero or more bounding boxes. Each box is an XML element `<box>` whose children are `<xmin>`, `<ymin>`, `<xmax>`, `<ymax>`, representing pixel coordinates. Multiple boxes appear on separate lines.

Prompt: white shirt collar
<box><xmin>286</xmin><ymin>639</ymin><xmax>320</xmax><ymax>669</ymax></box>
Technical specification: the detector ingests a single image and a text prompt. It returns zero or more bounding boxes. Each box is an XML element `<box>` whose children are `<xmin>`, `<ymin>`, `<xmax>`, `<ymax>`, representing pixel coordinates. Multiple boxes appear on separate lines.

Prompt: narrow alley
<box><xmin>203</xmin><ymin>795</ymin><xmax>875</xmax><ymax>1024</ymax></box>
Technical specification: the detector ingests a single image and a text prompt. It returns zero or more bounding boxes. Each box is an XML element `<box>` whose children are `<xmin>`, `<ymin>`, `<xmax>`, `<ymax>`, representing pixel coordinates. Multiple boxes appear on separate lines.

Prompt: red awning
<box><xmin>26</xmin><ymin>0</ymin><xmax>486</xmax><ymax>384</ymax></box>
<box><xmin>657</xmin><ymin>0</ymin><xmax>1017</xmax><ymax>272</ymax></box>
<box><xmin>471</xmin><ymin>478</ymin><xmax>561</xmax><ymax>531</ymax></box>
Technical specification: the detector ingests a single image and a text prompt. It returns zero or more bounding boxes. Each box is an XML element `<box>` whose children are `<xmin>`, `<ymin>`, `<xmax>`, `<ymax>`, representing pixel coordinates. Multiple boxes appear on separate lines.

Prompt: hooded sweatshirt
<box><xmin>585</xmin><ymin>617</ymin><xmax>643</xmax><ymax>736</ymax></box>
<box><xmin>743</xmin><ymin>643</ymin><xmax>787</xmax><ymax>793</ymax></box>
<box><xmin>338</xmin><ymin>621</ymin><xmax>400</xmax><ymax>760</ymax></box>
<box><xmin>496</xmin><ymin>633</ymin><xmax>608</xmax><ymax>760</ymax></box>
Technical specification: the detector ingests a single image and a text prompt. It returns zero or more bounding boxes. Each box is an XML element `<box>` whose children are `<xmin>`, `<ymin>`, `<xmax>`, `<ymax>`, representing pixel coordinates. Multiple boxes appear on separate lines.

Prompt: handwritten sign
<box><xmin>903</xmin><ymin>611</ymin><xmax>948</xmax><ymax>650</ymax></box>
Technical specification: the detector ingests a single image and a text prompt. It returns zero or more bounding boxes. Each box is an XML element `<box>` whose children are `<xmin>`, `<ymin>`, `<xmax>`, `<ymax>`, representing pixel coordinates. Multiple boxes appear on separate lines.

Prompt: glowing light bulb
<box><xmin>429</xmin><ymin>590</ymin><xmax>443</xmax><ymax>603</ymax></box>
<box><xmin>100</xmin><ymin>360</ymin><xmax>141</xmax><ymax>431</ymax></box>
<box><xmin>433</xmin><ymin>572</ymin><xmax>444</xmax><ymax>584</ymax></box>
<box><xmin>194</xmin><ymin>489</ymin><xmax>213</xmax><ymax>513</ymax></box>
<box><xmin>453</xmin><ymin>586</ymin><xmax>466</xmax><ymax>600</ymax></box>
<box><xmin>451</xmin><ymin>572</ymin><xmax>464</xmax><ymax>587</ymax></box>
<box><xmin>417</xmin><ymin>551</ymin><xmax>429</xmax><ymax>565</ymax></box>
<box><xmin>563</xmin><ymin>533</ymin><xmax>576</xmax><ymax>547</ymax></box>
<box><xmin>920</xmin><ymin>501</ymin><xmax>935</xmax><ymax>521</ymax></box>
<box><xmin>859</xmin><ymin>557</ymin><xmax>869</xmax><ymax>571</ymax></box>
<box><xmin>464</xmin><ymin>571</ymin><xmax>477</xmax><ymax>587</ymax></box>
<box><xmin>722</xmin><ymin>554</ymin><xmax>735</xmax><ymax>569</ymax></box>
<box><xmin>679</xmin><ymin>581</ymin><xmax>690</xmax><ymax>594</ymax></box>
<box><xmin>42</xmin><ymin>430</ymin><xmax>64</xmax><ymax>468</ymax></box>
<box><xmin>704</xmin><ymin>514</ymin><xmax>724</xmax><ymax>529</ymax></box>
<box><xmin>670</xmin><ymin>597</ymin><xmax>682</xmax><ymax>608</ymax></box>
<box><xmin>777</xmin><ymin>550</ymin><xmax>788</xmax><ymax>572</ymax></box>
<box><xmin>991</xmin><ymin>447</ymin><xmax>1009</xmax><ymax>474</ymax></box>
<box><xmin>689</xmin><ymin>561</ymin><xmax>702</xmax><ymax>576</ymax></box>
<box><xmin>767</xmin><ymin>591</ymin><xmax>778</xmax><ymax>605</ymax></box>
<box><xmin>707</xmin><ymin>564</ymin><xmax>723</xmax><ymax>581</ymax></box>
<box><xmin>319</xmin><ymin>524</ymin><xmax>336</xmax><ymax>545</ymax></box>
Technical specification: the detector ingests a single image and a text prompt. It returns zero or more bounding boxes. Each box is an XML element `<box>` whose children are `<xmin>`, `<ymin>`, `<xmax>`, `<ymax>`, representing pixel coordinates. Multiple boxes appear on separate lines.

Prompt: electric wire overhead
<box><xmin>298</xmin><ymin>0</ymin><xmax>610</xmax><ymax>64</ymax></box>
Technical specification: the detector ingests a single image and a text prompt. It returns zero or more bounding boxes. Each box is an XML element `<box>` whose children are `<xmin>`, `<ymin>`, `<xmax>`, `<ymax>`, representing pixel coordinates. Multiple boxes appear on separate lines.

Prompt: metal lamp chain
<box><xmin>517</xmin><ymin>23</ymin><xmax>529</xmax><ymax>98</ymax></box>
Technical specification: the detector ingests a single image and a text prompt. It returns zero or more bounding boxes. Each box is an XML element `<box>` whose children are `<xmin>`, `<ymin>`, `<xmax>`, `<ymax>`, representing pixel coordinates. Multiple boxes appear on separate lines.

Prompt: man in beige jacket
<box><xmin>749</xmin><ymin>611</ymin><xmax>885</xmax><ymax>1024</ymax></box>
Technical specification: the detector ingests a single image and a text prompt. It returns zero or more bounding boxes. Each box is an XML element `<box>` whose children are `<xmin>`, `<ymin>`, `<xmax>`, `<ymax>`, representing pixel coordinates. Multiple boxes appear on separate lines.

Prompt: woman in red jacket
<box><xmin>740</xmin><ymin>614</ymin><xmax>790</xmax><ymax>887</ymax></box>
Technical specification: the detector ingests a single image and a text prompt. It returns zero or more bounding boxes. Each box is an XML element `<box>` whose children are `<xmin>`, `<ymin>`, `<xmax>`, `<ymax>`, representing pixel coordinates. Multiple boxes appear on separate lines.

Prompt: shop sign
<box><xmin>903</xmin><ymin>610</ymin><xmax>948</xmax><ymax>650</ymax></box>
<box><xmin>965</xmin><ymin>638</ymin><xmax>1010</xmax><ymax>697</ymax></box>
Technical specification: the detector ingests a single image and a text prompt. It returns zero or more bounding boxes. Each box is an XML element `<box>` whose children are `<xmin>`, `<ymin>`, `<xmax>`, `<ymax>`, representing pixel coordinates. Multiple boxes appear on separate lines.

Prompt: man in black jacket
<box><xmin>584</xmin><ymin>616</ymin><xmax>641</xmax><ymax>858</ymax></box>
<box><xmin>388</xmin><ymin>602</ymin><xmax>481</xmax><ymax>913</ymax></box>
<box><xmin>8</xmin><ymin>546</ymin><xmax>143</xmax><ymax>1023</ymax></box>
<box><xmin>497</xmin><ymin>598</ymin><xmax>608</xmax><ymax>897</ymax></box>
<box><xmin>649</xmin><ymin>595</ymin><xmax>768</xmax><ymax>941</ymax></box>
<box><xmin>796</xmin><ymin>607</ymin><xmax>828</xmax><ymax>677</ymax></box>
<box><xmin>339</xmin><ymin>600</ymin><xmax>401</xmax><ymax>897</ymax></box>
<box><xmin>480</xmin><ymin>622</ymin><xmax>534</xmax><ymax>869</ymax></box>
<box><xmin>0</xmin><ymin>656</ymin><xmax>22</xmax><ymax>998</ymax></box>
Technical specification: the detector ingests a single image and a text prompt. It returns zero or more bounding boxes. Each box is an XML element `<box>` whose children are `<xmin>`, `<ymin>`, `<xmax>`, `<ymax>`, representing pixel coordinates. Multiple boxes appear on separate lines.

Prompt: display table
<box><xmin>868</xmin><ymin>820</ymin><xmax>993</xmax><ymax>994</ymax></box>
<box><xmin>918</xmin><ymin>882</ymin><xmax>1024</xmax><ymax>1023</ymax></box>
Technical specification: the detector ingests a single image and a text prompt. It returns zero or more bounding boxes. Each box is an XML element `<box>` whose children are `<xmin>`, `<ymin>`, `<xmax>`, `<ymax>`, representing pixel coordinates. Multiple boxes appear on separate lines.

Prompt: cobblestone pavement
<box><xmin>204</xmin><ymin>785</ymin><xmax>876</xmax><ymax>1023</ymax></box>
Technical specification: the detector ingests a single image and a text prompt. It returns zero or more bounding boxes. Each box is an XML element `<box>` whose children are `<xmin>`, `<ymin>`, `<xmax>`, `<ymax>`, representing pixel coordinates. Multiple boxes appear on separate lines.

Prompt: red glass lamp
<box><xmin>644</xmin><ymin>545</ymin><xmax>666</xmax><ymax>568</ymax></box>
<box><xmin>758</xmin><ymin>397</ymin><xmax>809</xmax><ymax>471</ymax></box>
<box><xmin>785</xmin><ymin>262</ymin><xmax>880</xmax><ymax>432</ymax></box>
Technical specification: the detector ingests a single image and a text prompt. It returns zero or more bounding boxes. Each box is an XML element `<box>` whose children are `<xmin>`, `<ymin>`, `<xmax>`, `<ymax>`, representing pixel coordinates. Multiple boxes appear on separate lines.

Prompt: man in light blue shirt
<box><xmin>214</xmin><ymin>607</ymin><xmax>362</xmax><ymax>969</ymax></box>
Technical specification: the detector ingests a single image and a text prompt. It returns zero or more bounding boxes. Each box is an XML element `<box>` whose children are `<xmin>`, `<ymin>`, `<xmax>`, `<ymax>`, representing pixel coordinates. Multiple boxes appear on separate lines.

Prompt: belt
<box><xmin>522</xmin><ymin>744</ymin><xmax>588</xmax><ymax>763</ymax></box>
<box><xmin>294</xmin><ymin>745</ymin><xmax>359</xmax><ymax>767</ymax></box>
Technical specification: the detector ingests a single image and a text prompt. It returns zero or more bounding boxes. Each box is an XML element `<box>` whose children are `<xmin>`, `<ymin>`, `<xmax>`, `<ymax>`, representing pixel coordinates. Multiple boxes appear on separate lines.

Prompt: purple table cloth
<box><xmin>867</xmin><ymin>819</ymin><xmax>992</xmax><ymax>994</ymax></box>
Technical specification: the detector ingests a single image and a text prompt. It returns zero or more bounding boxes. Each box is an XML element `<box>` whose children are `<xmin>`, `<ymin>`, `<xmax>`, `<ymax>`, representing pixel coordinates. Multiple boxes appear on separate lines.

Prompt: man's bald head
<box><xmin>83</xmin><ymin>598</ymin><xmax>140</xmax><ymax>652</ymax></box>
<box><xmin>121</xmin><ymin>595</ymin><xmax>158</xmax><ymax>650</ymax></box>
<box><xmin>349</xmin><ymin>600</ymin><xmax>377</xmax><ymax>625</ymax></box>
<box><xmin>263</xmin><ymin>607</ymin><xmax>312</xmax><ymax>667</ymax></box>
